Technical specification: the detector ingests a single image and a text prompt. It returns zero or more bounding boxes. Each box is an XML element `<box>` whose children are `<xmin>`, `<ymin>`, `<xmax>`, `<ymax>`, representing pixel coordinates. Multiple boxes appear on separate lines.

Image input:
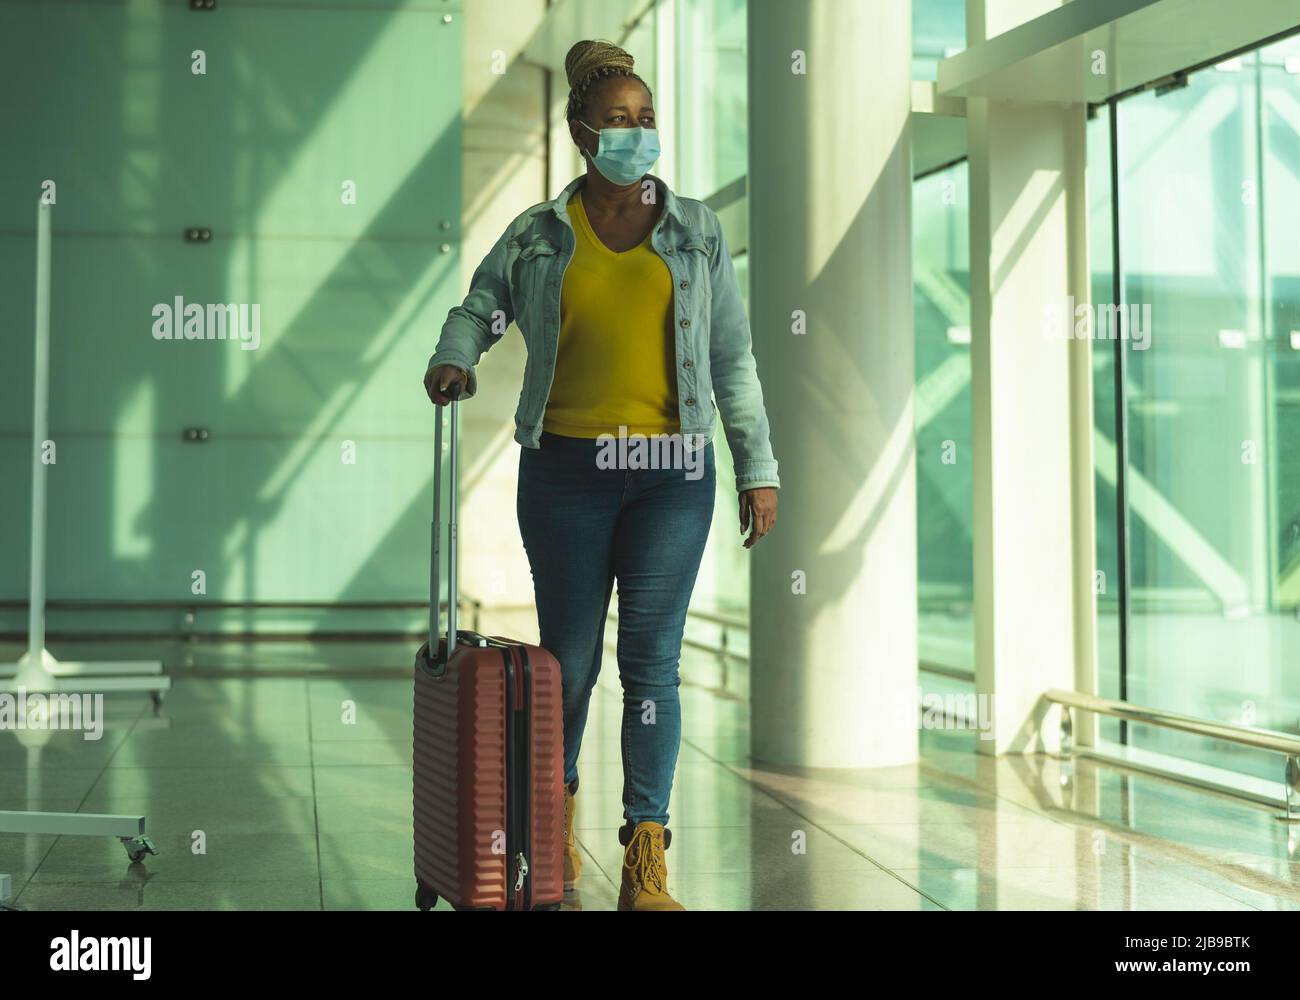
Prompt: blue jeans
<box><xmin>516</xmin><ymin>432</ymin><xmax>715</xmax><ymax>827</ymax></box>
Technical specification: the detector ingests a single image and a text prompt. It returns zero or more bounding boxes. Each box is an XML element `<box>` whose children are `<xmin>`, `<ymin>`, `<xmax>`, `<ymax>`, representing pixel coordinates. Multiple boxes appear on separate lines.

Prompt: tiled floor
<box><xmin>2</xmin><ymin>627</ymin><xmax>1299</xmax><ymax>911</ymax></box>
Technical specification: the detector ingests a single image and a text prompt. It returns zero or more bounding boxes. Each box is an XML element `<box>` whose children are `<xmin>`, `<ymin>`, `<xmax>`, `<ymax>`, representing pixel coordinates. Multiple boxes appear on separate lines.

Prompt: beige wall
<box><xmin>456</xmin><ymin>1</ymin><xmax>551</xmax><ymax>613</ymax></box>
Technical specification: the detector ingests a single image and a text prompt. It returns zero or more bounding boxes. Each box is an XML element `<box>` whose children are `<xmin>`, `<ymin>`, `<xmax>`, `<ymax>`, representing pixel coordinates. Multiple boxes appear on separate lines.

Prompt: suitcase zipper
<box><xmin>500</xmin><ymin>644</ymin><xmax>519</xmax><ymax>911</ymax></box>
<box><xmin>519</xmin><ymin>644</ymin><xmax>533</xmax><ymax>910</ymax></box>
<box><xmin>494</xmin><ymin>639</ymin><xmax>533</xmax><ymax>911</ymax></box>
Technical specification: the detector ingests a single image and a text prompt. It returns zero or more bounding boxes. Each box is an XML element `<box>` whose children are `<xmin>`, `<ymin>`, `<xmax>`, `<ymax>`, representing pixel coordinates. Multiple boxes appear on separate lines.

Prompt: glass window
<box><xmin>913</xmin><ymin>161</ymin><xmax>973</xmax><ymax>674</ymax></box>
<box><xmin>1087</xmin><ymin>102</ymin><xmax>1124</xmax><ymax>745</ymax></box>
<box><xmin>661</xmin><ymin>0</ymin><xmax>750</xmax><ymax>687</ymax></box>
<box><xmin>913</xmin><ymin>0</ymin><xmax>967</xmax><ymax>82</ymax></box>
<box><xmin>673</xmin><ymin>0</ymin><xmax>747</xmax><ymax>198</ymax></box>
<box><xmin>1095</xmin><ymin>35</ymin><xmax>1300</xmax><ymax>781</ymax></box>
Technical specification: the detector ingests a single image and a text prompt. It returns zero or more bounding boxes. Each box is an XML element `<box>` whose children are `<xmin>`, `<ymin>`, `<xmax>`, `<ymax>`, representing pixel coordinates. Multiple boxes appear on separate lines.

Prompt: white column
<box><xmin>748</xmin><ymin>0</ymin><xmax>918</xmax><ymax>767</ymax></box>
<box><xmin>965</xmin><ymin>0</ymin><xmax>1097</xmax><ymax>754</ymax></box>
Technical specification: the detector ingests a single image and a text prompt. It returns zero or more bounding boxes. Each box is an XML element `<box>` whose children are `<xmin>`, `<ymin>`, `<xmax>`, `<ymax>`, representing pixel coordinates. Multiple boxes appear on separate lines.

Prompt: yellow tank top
<box><xmin>542</xmin><ymin>189</ymin><xmax>680</xmax><ymax>438</ymax></box>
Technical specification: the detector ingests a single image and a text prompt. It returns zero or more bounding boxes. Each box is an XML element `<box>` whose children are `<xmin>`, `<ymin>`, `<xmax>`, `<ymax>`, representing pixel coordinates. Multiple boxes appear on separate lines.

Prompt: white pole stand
<box><xmin>0</xmin><ymin>203</ymin><xmax>164</xmax><ymax>892</ymax></box>
<box><xmin>0</xmin><ymin>199</ymin><xmax>167</xmax><ymax>703</ymax></box>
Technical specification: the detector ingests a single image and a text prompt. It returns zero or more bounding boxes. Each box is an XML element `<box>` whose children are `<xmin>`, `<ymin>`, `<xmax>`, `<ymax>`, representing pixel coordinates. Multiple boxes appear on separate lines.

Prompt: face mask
<box><xmin>578</xmin><ymin>120</ymin><xmax>661</xmax><ymax>186</ymax></box>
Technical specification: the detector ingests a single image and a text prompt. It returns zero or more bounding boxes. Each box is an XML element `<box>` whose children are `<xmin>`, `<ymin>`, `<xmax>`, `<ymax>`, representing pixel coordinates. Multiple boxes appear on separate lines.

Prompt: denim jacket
<box><xmin>426</xmin><ymin>173</ymin><xmax>780</xmax><ymax>492</ymax></box>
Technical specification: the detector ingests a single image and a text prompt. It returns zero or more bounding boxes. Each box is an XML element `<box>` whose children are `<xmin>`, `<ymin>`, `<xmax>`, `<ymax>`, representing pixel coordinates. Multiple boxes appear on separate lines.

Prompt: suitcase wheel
<box><xmin>415</xmin><ymin>883</ymin><xmax>439</xmax><ymax>912</ymax></box>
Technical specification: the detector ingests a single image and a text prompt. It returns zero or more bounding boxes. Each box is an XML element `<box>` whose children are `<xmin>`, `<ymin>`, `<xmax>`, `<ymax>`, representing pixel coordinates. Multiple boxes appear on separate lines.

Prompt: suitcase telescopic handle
<box><xmin>429</xmin><ymin>379</ymin><xmax>463</xmax><ymax>665</ymax></box>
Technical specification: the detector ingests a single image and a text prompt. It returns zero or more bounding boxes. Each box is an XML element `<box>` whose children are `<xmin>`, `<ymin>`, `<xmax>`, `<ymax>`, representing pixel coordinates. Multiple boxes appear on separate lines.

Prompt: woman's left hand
<box><xmin>739</xmin><ymin>488</ymin><xmax>777</xmax><ymax>550</ymax></box>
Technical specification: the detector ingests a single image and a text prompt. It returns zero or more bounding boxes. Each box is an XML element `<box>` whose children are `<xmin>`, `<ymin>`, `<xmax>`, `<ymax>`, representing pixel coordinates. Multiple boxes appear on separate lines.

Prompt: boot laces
<box><xmin>624</xmin><ymin>828</ymin><xmax>666</xmax><ymax>894</ymax></box>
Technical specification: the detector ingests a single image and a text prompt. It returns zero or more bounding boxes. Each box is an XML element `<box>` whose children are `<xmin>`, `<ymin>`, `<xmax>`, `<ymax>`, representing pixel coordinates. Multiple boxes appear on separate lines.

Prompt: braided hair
<box><xmin>564</xmin><ymin>39</ymin><xmax>653</xmax><ymax>124</ymax></box>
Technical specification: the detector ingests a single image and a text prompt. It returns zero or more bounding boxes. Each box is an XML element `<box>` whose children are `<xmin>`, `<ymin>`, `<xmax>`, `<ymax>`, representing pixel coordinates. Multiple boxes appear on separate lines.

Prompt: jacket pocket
<box><xmin>518</xmin><ymin>237</ymin><xmax>558</xmax><ymax>262</ymax></box>
<box><xmin>510</xmin><ymin>237</ymin><xmax>558</xmax><ymax>332</ymax></box>
<box><xmin>676</xmin><ymin>237</ymin><xmax>715</xmax><ymax>306</ymax></box>
<box><xmin>677</xmin><ymin>236</ymin><xmax>715</xmax><ymax>255</ymax></box>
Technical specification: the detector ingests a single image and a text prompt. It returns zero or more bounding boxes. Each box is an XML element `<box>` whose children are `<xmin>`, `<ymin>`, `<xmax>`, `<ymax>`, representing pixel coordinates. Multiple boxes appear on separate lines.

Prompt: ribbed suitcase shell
<box><xmin>413</xmin><ymin>635</ymin><xmax>564</xmax><ymax>910</ymax></box>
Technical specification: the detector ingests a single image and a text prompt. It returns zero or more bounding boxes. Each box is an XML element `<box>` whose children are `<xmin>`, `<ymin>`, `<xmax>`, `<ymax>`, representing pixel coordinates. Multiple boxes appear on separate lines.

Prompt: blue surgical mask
<box><xmin>578</xmin><ymin>120</ymin><xmax>661</xmax><ymax>186</ymax></box>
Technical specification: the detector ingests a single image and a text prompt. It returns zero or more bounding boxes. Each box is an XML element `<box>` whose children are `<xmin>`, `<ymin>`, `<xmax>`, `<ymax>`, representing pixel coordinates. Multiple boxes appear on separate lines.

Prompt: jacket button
<box><xmin>680</xmin><ymin>318</ymin><xmax>690</xmax><ymax>328</ymax></box>
<box><xmin>679</xmin><ymin>280</ymin><xmax>689</xmax><ymax>290</ymax></box>
<box><xmin>665</xmin><ymin>248</ymin><xmax>674</xmax><ymax>255</ymax></box>
<box><xmin>683</xmin><ymin>360</ymin><xmax>693</xmax><ymax>369</ymax></box>
<box><xmin>686</xmin><ymin>397</ymin><xmax>696</xmax><ymax>406</ymax></box>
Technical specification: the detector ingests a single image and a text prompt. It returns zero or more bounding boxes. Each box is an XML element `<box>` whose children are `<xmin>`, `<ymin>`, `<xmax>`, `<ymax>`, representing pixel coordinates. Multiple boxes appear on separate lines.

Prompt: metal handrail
<box><xmin>0</xmin><ymin>598</ymin><xmax>483</xmax><ymax>614</ymax></box>
<box><xmin>685</xmin><ymin>607</ymin><xmax>747</xmax><ymax>630</ymax></box>
<box><xmin>1045</xmin><ymin>689</ymin><xmax>1300</xmax><ymax>757</ymax></box>
<box><xmin>1045</xmin><ymin>688</ymin><xmax>1300</xmax><ymax>819</ymax></box>
<box><xmin>0</xmin><ymin>596</ymin><xmax>484</xmax><ymax>639</ymax></box>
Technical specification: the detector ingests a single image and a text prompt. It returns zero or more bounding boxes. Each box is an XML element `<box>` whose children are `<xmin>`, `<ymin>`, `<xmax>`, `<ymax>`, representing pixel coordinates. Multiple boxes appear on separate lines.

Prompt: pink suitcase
<box><xmin>413</xmin><ymin>384</ymin><xmax>564</xmax><ymax>911</ymax></box>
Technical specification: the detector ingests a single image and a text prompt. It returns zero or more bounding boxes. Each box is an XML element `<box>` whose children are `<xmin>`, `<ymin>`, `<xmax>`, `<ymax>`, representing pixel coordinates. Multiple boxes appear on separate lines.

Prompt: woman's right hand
<box><xmin>424</xmin><ymin>364</ymin><xmax>469</xmax><ymax>406</ymax></box>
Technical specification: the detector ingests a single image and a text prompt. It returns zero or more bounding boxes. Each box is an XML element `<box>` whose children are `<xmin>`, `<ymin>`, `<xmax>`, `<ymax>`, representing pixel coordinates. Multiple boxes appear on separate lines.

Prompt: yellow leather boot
<box><xmin>617</xmin><ymin>822</ymin><xmax>685</xmax><ymax>911</ymax></box>
<box><xmin>563</xmin><ymin>779</ymin><xmax>581</xmax><ymax>890</ymax></box>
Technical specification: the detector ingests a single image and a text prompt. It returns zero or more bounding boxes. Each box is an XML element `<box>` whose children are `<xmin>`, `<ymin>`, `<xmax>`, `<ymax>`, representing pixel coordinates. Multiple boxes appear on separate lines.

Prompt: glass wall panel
<box><xmin>1086</xmin><ymin>103</ymin><xmax>1125</xmax><ymax>746</ymax></box>
<box><xmin>642</xmin><ymin>0</ymin><xmax>750</xmax><ymax>694</ymax></box>
<box><xmin>913</xmin><ymin>0</ymin><xmax>967</xmax><ymax>82</ymax></box>
<box><xmin>673</xmin><ymin>0</ymin><xmax>747</xmax><ymax>197</ymax></box>
<box><xmin>913</xmin><ymin>162</ymin><xmax>972</xmax><ymax>673</ymax></box>
<box><xmin>1262</xmin><ymin>36</ymin><xmax>1300</xmax><ymax>610</ymax></box>
<box><xmin>1100</xmin><ymin>38</ymin><xmax>1300</xmax><ymax>780</ymax></box>
<box><xmin>0</xmin><ymin>1</ymin><xmax>462</xmax><ymax>637</ymax></box>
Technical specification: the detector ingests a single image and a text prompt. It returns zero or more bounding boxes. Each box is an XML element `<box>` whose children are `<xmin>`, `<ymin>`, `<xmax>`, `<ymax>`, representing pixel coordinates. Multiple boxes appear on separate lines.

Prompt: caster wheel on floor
<box><xmin>122</xmin><ymin>836</ymin><xmax>158</xmax><ymax>864</ymax></box>
<box><xmin>416</xmin><ymin>884</ymin><xmax>439</xmax><ymax>911</ymax></box>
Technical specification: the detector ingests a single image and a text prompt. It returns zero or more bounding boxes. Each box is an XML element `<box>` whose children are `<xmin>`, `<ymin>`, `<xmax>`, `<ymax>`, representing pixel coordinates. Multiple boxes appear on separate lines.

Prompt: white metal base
<box><xmin>0</xmin><ymin>676</ymin><xmax>172</xmax><ymax>697</ymax></box>
<box><xmin>0</xmin><ymin>810</ymin><xmax>144</xmax><ymax>838</ymax></box>
<box><xmin>0</xmin><ymin>659</ymin><xmax>165</xmax><ymax>677</ymax></box>
<box><xmin>0</xmin><ymin>810</ymin><xmax>159</xmax><ymax>868</ymax></box>
<box><xmin>0</xmin><ymin>647</ymin><xmax>169</xmax><ymax>699</ymax></box>
<box><xmin>0</xmin><ymin>650</ymin><xmax>167</xmax><ymax>877</ymax></box>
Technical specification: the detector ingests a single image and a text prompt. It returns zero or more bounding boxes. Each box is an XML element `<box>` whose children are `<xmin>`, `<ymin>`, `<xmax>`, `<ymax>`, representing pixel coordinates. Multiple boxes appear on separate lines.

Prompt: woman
<box><xmin>423</xmin><ymin>39</ymin><xmax>778</xmax><ymax>911</ymax></box>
